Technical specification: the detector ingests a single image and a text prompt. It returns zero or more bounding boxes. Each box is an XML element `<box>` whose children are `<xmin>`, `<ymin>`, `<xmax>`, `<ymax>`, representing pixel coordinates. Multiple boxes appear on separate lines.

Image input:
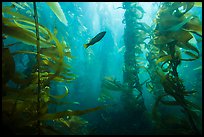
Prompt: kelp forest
<box><xmin>2</xmin><ymin>2</ymin><xmax>202</xmax><ymax>135</ymax></box>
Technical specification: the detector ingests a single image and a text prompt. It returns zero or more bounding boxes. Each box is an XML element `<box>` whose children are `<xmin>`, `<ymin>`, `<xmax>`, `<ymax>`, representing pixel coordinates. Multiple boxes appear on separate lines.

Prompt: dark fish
<box><xmin>84</xmin><ymin>31</ymin><xmax>106</xmax><ymax>48</ymax></box>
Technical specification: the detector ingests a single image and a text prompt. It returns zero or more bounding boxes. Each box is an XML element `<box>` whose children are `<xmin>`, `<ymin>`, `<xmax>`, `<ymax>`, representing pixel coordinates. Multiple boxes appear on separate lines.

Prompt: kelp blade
<box><xmin>46</xmin><ymin>2</ymin><xmax>68</xmax><ymax>26</ymax></box>
<box><xmin>38</xmin><ymin>106</ymin><xmax>106</xmax><ymax>120</ymax></box>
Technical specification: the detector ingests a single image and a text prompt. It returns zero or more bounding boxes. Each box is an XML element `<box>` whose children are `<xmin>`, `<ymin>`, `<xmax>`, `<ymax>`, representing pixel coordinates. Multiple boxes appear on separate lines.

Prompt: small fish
<box><xmin>84</xmin><ymin>31</ymin><xmax>106</xmax><ymax>48</ymax></box>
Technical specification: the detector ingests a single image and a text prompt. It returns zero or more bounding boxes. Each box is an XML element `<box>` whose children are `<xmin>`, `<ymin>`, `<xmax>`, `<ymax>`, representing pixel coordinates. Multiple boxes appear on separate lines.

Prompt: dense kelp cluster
<box><xmin>2</xmin><ymin>2</ymin><xmax>104</xmax><ymax>135</ymax></box>
<box><xmin>2</xmin><ymin>2</ymin><xmax>202</xmax><ymax>135</ymax></box>
<box><xmin>99</xmin><ymin>2</ymin><xmax>202</xmax><ymax>135</ymax></box>
<box><xmin>146</xmin><ymin>2</ymin><xmax>202</xmax><ymax>134</ymax></box>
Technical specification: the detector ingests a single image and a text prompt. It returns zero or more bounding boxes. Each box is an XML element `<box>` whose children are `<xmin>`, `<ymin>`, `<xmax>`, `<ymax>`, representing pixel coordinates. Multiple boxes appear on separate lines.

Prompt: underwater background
<box><xmin>2</xmin><ymin>2</ymin><xmax>202</xmax><ymax>135</ymax></box>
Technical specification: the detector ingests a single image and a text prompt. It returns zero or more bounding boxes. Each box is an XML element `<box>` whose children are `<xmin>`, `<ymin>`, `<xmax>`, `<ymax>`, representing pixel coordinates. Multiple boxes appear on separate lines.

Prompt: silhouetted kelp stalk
<box><xmin>121</xmin><ymin>2</ymin><xmax>148</xmax><ymax>115</ymax></box>
<box><xmin>33</xmin><ymin>2</ymin><xmax>41</xmax><ymax>134</ymax></box>
<box><xmin>151</xmin><ymin>2</ymin><xmax>202</xmax><ymax>134</ymax></box>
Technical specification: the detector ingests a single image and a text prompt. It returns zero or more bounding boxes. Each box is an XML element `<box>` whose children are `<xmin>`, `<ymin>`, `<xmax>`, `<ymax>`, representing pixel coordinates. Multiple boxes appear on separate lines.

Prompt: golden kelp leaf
<box><xmin>157</xmin><ymin>14</ymin><xmax>183</xmax><ymax>30</ymax></box>
<box><xmin>163</xmin><ymin>15</ymin><xmax>193</xmax><ymax>32</ymax></box>
<box><xmin>52</xmin><ymin>75</ymin><xmax>75</xmax><ymax>82</ymax></box>
<box><xmin>2</xmin><ymin>23</ymin><xmax>50</xmax><ymax>47</ymax></box>
<box><xmin>46</xmin><ymin>2</ymin><xmax>68</xmax><ymax>26</ymax></box>
<box><xmin>49</xmin><ymin>86</ymin><xmax>69</xmax><ymax>100</ymax></box>
<box><xmin>13</xmin><ymin>18</ymin><xmax>53</xmax><ymax>42</ymax></box>
<box><xmin>2</xmin><ymin>9</ymin><xmax>33</xmax><ymax>22</ymax></box>
<box><xmin>184</xmin><ymin>51</ymin><xmax>199</xmax><ymax>58</ymax></box>
<box><xmin>194</xmin><ymin>2</ymin><xmax>202</xmax><ymax>7</ymax></box>
<box><xmin>2</xmin><ymin>5</ymin><xmax>15</xmax><ymax>13</ymax></box>
<box><xmin>168</xmin><ymin>30</ymin><xmax>193</xmax><ymax>43</ymax></box>
<box><xmin>11</xmin><ymin>2</ymin><xmax>25</xmax><ymax>9</ymax></box>
<box><xmin>153</xmin><ymin>35</ymin><xmax>174</xmax><ymax>45</ymax></box>
<box><xmin>177</xmin><ymin>42</ymin><xmax>199</xmax><ymax>54</ymax></box>
<box><xmin>40</xmin><ymin>47</ymin><xmax>59</xmax><ymax>58</ymax></box>
<box><xmin>12</xmin><ymin>51</ymin><xmax>50</xmax><ymax>61</ymax></box>
<box><xmin>177</xmin><ymin>43</ymin><xmax>200</xmax><ymax>61</ymax></box>
<box><xmin>57</xmin><ymin>118</ymin><xmax>70</xmax><ymax>127</ymax></box>
<box><xmin>38</xmin><ymin>106</ymin><xmax>105</xmax><ymax>120</ymax></box>
<box><xmin>183</xmin><ymin>16</ymin><xmax>202</xmax><ymax>37</ymax></box>
<box><xmin>156</xmin><ymin>55</ymin><xmax>172</xmax><ymax>65</ymax></box>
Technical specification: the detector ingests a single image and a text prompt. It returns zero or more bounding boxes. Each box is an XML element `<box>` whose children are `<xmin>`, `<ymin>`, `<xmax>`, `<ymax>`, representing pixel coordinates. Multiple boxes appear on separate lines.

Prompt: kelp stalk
<box><xmin>33</xmin><ymin>2</ymin><xmax>41</xmax><ymax>134</ymax></box>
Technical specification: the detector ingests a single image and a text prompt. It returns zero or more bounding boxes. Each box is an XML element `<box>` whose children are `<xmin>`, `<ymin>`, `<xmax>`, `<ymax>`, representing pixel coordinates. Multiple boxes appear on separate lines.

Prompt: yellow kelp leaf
<box><xmin>2</xmin><ymin>5</ymin><xmax>15</xmax><ymax>13</ymax></box>
<box><xmin>177</xmin><ymin>42</ymin><xmax>199</xmax><ymax>55</ymax></box>
<box><xmin>52</xmin><ymin>75</ymin><xmax>75</xmax><ymax>82</ymax></box>
<box><xmin>157</xmin><ymin>14</ymin><xmax>183</xmax><ymax>30</ymax></box>
<box><xmin>163</xmin><ymin>15</ymin><xmax>193</xmax><ymax>32</ymax></box>
<box><xmin>12</xmin><ymin>51</ymin><xmax>50</xmax><ymax>61</ymax></box>
<box><xmin>49</xmin><ymin>86</ymin><xmax>69</xmax><ymax>100</ymax></box>
<box><xmin>11</xmin><ymin>2</ymin><xmax>25</xmax><ymax>9</ymax></box>
<box><xmin>2</xmin><ymin>23</ymin><xmax>51</xmax><ymax>47</ymax></box>
<box><xmin>153</xmin><ymin>35</ymin><xmax>174</xmax><ymax>45</ymax></box>
<box><xmin>40</xmin><ymin>47</ymin><xmax>59</xmax><ymax>58</ymax></box>
<box><xmin>2</xmin><ymin>9</ymin><xmax>33</xmax><ymax>22</ymax></box>
<box><xmin>13</xmin><ymin>19</ymin><xmax>53</xmax><ymax>42</ymax></box>
<box><xmin>41</xmin><ymin>60</ymin><xmax>68</xmax><ymax>73</ymax></box>
<box><xmin>168</xmin><ymin>30</ymin><xmax>193</xmax><ymax>43</ymax></box>
<box><xmin>156</xmin><ymin>55</ymin><xmax>172</xmax><ymax>65</ymax></box>
<box><xmin>183</xmin><ymin>16</ymin><xmax>202</xmax><ymax>37</ymax></box>
<box><xmin>13</xmin><ymin>20</ymin><xmax>47</xmax><ymax>37</ymax></box>
<box><xmin>52</xmin><ymin>36</ymin><xmax>64</xmax><ymax>58</ymax></box>
<box><xmin>46</xmin><ymin>2</ymin><xmax>68</xmax><ymax>26</ymax></box>
<box><xmin>57</xmin><ymin>118</ymin><xmax>70</xmax><ymax>127</ymax></box>
<box><xmin>38</xmin><ymin>106</ymin><xmax>106</xmax><ymax>120</ymax></box>
<box><xmin>194</xmin><ymin>2</ymin><xmax>202</xmax><ymax>7</ymax></box>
